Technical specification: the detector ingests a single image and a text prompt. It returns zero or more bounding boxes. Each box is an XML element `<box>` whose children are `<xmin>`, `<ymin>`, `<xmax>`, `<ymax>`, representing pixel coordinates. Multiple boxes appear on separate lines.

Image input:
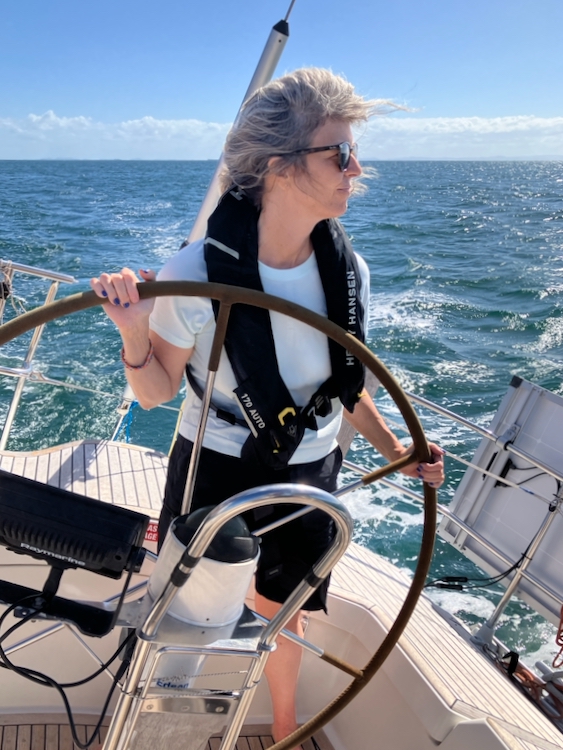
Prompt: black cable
<box><xmin>0</xmin><ymin>624</ymin><xmax>130</xmax><ymax>749</ymax></box>
<box><xmin>0</xmin><ymin>599</ymin><xmax>53</xmax><ymax>687</ymax></box>
<box><xmin>0</xmin><ymin>600</ymin><xmax>136</xmax><ymax>686</ymax></box>
<box><xmin>425</xmin><ymin>547</ymin><xmax>529</xmax><ymax>591</ymax></box>
<box><xmin>425</xmin><ymin>471</ymin><xmax>558</xmax><ymax>595</ymax></box>
<box><xmin>428</xmin><ymin>471</ymin><xmax>563</xmax><ymax>593</ymax></box>
<box><xmin>0</xmin><ymin>598</ymin><xmax>42</xmax><ymax>639</ymax></box>
<box><xmin>516</xmin><ymin>472</ymin><xmax>551</xmax><ymax>484</ymax></box>
<box><xmin>0</xmin><ymin>596</ymin><xmax>136</xmax><ymax>749</ymax></box>
<box><xmin>0</xmin><ymin>626</ymin><xmax>136</xmax><ymax>689</ymax></box>
<box><xmin>503</xmin><ymin>465</ymin><xmax>562</xmax><ymax>497</ymax></box>
<box><xmin>60</xmin><ymin>630</ymin><xmax>136</xmax><ymax>689</ymax></box>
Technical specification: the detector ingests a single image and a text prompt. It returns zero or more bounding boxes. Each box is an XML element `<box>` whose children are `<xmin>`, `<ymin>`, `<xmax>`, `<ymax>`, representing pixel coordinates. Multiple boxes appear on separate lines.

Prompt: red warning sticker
<box><xmin>145</xmin><ymin>520</ymin><xmax>159</xmax><ymax>543</ymax></box>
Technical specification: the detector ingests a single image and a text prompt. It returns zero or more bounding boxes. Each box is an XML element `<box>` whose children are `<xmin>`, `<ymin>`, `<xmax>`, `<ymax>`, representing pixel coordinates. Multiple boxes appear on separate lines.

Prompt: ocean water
<box><xmin>1</xmin><ymin>159</ymin><xmax>562</xmax><ymax>662</ymax></box>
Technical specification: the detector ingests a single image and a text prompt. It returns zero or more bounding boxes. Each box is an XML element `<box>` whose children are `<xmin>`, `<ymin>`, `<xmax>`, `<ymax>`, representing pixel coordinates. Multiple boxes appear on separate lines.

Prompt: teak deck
<box><xmin>0</xmin><ymin>439</ymin><xmax>166</xmax><ymax>517</ymax></box>
<box><xmin>0</xmin><ymin>719</ymin><xmax>332</xmax><ymax>750</ymax></box>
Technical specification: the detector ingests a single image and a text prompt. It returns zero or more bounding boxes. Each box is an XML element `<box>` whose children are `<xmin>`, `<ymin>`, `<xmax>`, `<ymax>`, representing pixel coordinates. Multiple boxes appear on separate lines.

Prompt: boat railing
<box><xmin>341</xmin><ymin>390</ymin><xmax>563</xmax><ymax>650</ymax></box>
<box><xmin>0</xmin><ymin>259</ymin><xmax>77</xmax><ymax>450</ymax></box>
<box><xmin>406</xmin><ymin>389</ymin><xmax>563</xmax><ymax>487</ymax></box>
<box><xmin>0</xmin><ymin>260</ymin><xmax>180</xmax><ymax>451</ymax></box>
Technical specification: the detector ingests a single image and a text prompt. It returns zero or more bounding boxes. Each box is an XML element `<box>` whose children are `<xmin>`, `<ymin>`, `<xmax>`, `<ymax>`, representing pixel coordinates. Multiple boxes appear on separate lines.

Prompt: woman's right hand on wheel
<box><xmin>90</xmin><ymin>268</ymin><xmax>156</xmax><ymax>330</ymax></box>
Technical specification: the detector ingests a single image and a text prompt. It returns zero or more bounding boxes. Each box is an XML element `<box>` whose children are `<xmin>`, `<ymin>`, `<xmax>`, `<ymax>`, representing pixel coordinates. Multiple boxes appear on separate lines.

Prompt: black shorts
<box><xmin>159</xmin><ymin>435</ymin><xmax>343</xmax><ymax>611</ymax></box>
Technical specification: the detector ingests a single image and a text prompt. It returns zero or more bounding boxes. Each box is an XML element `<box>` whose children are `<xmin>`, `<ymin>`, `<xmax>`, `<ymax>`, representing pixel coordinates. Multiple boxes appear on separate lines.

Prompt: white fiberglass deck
<box><xmin>331</xmin><ymin>546</ymin><xmax>563</xmax><ymax>749</ymax></box>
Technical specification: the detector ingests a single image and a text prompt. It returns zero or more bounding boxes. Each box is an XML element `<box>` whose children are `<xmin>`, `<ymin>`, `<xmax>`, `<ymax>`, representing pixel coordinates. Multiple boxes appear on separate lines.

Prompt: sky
<box><xmin>1</xmin><ymin>0</ymin><xmax>562</xmax><ymax>160</ymax></box>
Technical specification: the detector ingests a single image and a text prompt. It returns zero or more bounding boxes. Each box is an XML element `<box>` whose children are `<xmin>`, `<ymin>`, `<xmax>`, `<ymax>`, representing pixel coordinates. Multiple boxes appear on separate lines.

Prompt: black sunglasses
<box><xmin>281</xmin><ymin>141</ymin><xmax>358</xmax><ymax>172</ymax></box>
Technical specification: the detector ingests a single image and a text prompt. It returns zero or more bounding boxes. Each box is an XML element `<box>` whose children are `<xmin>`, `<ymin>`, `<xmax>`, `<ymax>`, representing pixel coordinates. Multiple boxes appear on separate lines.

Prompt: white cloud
<box><xmin>0</xmin><ymin>111</ymin><xmax>231</xmax><ymax>159</ymax></box>
<box><xmin>0</xmin><ymin>111</ymin><xmax>562</xmax><ymax>160</ymax></box>
<box><xmin>361</xmin><ymin>115</ymin><xmax>563</xmax><ymax>160</ymax></box>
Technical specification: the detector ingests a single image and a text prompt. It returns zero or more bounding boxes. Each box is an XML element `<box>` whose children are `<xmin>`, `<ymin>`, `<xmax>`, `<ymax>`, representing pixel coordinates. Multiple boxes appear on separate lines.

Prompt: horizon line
<box><xmin>1</xmin><ymin>156</ymin><xmax>562</xmax><ymax>163</ymax></box>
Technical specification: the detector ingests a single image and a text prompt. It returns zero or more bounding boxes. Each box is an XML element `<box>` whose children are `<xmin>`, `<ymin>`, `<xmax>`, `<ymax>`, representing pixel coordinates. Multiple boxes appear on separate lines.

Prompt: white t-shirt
<box><xmin>150</xmin><ymin>238</ymin><xmax>370</xmax><ymax>464</ymax></box>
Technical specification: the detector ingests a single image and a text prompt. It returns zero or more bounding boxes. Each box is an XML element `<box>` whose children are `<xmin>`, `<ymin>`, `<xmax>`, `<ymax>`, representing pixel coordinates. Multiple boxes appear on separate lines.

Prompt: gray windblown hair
<box><xmin>220</xmin><ymin>67</ymin><xmax>399</xmax><ymax>205</ymax></box>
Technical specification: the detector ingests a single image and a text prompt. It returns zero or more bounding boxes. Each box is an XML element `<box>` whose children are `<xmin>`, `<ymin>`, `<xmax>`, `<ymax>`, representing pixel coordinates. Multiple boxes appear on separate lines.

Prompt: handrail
<box><xmin>0</xmin><ymin>267</ymin><xmax>72</xmax><ymax>449</ymax></box>
<box><xmin>0</xmin><ymin>259</ymin><xmax>76</xmax><ymax>284</ymax></box>
<box><xmin>406</xmin><ymin>389</ymin><xmax>563</xmax><ymax>485</ymax></box>
<box><xmin>405</xmin><ymin>389</ymin><xmax>495</xmax><ymax>440</ymax></box>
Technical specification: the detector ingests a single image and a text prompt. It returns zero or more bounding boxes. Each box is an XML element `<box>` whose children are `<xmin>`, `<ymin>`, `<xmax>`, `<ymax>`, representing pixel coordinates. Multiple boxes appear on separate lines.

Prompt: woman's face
<box><xmin>289</xmin><ymin>119</ymin><xmax>362</xmax><ymax>221</ymax></box>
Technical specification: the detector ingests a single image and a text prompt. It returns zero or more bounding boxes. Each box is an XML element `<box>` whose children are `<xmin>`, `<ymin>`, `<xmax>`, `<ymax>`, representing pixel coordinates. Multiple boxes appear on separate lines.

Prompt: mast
<box><xmin>186</xmin><ymin>1</ymin><xmax>296</xmax><ymax>243</ymax></box>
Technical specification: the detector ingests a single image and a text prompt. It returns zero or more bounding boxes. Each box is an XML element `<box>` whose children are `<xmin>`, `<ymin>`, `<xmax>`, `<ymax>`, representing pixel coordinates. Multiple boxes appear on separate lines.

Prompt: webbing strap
<box><xmin>185</xmin><ymin>366</ymin><xmax>247</xmax><ymax>428</ymax></box>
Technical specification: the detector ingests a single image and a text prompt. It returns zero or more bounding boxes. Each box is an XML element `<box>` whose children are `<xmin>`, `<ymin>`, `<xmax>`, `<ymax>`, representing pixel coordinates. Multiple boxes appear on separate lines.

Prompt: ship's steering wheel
<box><xmin>0</xmin><ymin>281</ymin><xmax>437</xmax><ymax>750</ymax></box>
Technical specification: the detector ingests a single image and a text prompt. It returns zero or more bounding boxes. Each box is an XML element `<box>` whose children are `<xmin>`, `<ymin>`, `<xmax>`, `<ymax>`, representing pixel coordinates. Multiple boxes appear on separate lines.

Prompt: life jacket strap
<box><xmin>185</xmin><ymin>366</ymin><xmax>248</xmax><ymax>428</ymax></box>
<box><xmin>185</xmin><ymin>367</ymin><xmax>334</xmax><ymax>433</ymax></box>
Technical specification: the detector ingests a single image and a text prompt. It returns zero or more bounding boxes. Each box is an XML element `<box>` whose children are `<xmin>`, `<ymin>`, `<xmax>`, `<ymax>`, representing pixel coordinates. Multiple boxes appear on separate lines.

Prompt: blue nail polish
<box><xmin>101</xmin><ymin>290</ymin><xmax>108</xmax><ymax>297</ymax></box>
<box><xmin>124</xmin><ymin>302</ymin><xmax>130</xmax><ymax>308</ymax></box>
<box><xmin>114</xmin><ymin>298</ymin><xmax>120</xmax><ymax>305</ymax></box>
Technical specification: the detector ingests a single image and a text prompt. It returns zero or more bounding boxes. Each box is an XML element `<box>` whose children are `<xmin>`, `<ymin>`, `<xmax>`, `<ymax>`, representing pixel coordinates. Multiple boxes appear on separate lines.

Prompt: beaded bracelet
<box><xmin>121</xmin><ymin>341</ymin><xmax>154</xmax><ymax>370</ymax></box>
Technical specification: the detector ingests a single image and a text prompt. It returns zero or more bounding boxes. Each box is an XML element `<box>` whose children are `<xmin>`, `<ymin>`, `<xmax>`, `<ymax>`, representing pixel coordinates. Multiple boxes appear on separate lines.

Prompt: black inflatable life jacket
<box><xmin>200</xmin><ymin>187</ymin><xmax>365</xmax><ymax>469</ymax></box>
